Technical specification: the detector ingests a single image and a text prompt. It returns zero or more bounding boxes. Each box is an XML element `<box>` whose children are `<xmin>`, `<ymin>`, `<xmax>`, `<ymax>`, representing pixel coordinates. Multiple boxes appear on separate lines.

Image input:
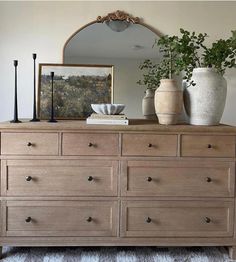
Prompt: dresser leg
<box><xmin>229</xmin><ymin>246</ymin><xmax>236</xmax><ymax>260</ymax></box>
<box><xmin>0</xmin><ymin>246</ymin><xmax>2</xmax><ymax>259</ymax></box>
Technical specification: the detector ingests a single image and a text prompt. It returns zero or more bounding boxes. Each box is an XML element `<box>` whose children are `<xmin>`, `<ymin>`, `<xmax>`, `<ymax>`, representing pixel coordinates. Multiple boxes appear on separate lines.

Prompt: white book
<box><xmin>86</xmin><ymin>118</ymin><xmax>129</xmax><ymax>125</ymax></box>
<box><xmin>89</xmin><ymin>113</ymin><xmax>127</xmax><ymax>120</ymax></box>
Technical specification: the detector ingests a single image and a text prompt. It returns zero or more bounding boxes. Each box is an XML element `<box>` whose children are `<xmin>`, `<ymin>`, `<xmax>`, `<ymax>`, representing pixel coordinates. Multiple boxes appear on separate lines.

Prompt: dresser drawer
<box><xmin>122</xmin><ymin>134</ymin><xmax>177</xmax><ymax>156</ymax></box>
<box><xmin>121</xmin><ymin>160</ymin><xmax>235</xmax><ymax>197</ymax></box>
<box><xmin>62</xmin><ymin>133</ymin><xmax>119</xmax><ymax>156</ymax></box>
<box><xmin>121</xmin><ymin>201</ymin><xmax>233</xmax><ymax>237</ymax></box>
<box><xmin>2</xmin><ymin>160</ymin><xmax>118</xmax><ymax>196</ymax></box>
<box><xmin>5</xmin><ymin>201</ymin><xmax>117</xmax><ymax>237</ymax></box>
<box><xmin>181</xmin><ymin>135</ymin><xmax>235</xmax><ymax>157</ymax></box>
<box><xmin>1</xmin><ymin>132</ymin><xmax>59</xmax><ymax>155</ymax></box>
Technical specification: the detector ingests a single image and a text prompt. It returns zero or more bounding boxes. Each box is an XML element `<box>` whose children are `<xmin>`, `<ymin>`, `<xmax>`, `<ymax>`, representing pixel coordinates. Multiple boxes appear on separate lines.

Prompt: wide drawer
<box><xmin>121</xmin><ymin>160</ymin><xmax>235</xmax><ymax>197</ymax></box>
<box><xmin>181</xmin><ymin>135</ymin><xmax>235</xmax><ymax>157</ymax></box>
<box><xmin>122</xmin><ymin>134</ymin><xmax>177</xmax><ymax>156</ymax></box>
<box><xmin>121</xmin><ymin>201</ymin><xmax>233</xmax><ymax>237</ymax></box>
<box><xmin>4</xmin><ymin>201</ymin><xmax>117</xmax><ymax>237</ymax></box>
<box><xmin>62</xmin><ymin>133</ymin><xmax>119</xmax><ymax>156</ymax></box>
<box><xmin>2</xmin><ymin>160</ymin><xmax>118</xmax><ymax>196</ymax></box>
<box><xmin>1</xmin><ymin>132</ymin><xmax>59</xmax><ymax>155</ymax></box>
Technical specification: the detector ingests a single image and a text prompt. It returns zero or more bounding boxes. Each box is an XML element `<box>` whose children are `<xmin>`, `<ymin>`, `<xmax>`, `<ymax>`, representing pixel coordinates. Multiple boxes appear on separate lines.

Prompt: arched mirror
<box><xmin>63</xmin><ymin>11</ymin><xmax>162</xmax><ymax>118</ymax></box>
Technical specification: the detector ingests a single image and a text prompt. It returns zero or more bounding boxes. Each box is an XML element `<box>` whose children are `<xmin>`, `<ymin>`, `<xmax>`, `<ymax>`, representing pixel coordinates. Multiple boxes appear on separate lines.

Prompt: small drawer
<box><xmin>62</xmin><ymin>133</ymin><xmax>119</xmax><ymax>156</ymax></box>
<box><xmin>122</xmin><ymin>134</ymin><xmax>177</xmax><ymax>156</ymax></box>
<box><xmin>1</xmin><ymin>132</ymin><xmax>59</xmax><ymax>155</ymax></box>
<box><xmin>121</xmin><ymin>160</ymin><xmax>235</xmax><ymax>197</ymax></box>
<box><xmin>121</xmin><ymin>201</ymin><xmax>233</xmax><ymax>237</ymax></box>
<box><xmin>5</xmin><ymin>201</ymin><xmax>117</xmax><ymax>237</ymax></box>
<box><xmin>2</xmin><ymin>160</ymin><xmax>118</xmax><ymax>197</ymax></box>
<box><xmin>181</xmin><ymin>135</ymin><xmax>235</xmax><ymax>157</ymax></box>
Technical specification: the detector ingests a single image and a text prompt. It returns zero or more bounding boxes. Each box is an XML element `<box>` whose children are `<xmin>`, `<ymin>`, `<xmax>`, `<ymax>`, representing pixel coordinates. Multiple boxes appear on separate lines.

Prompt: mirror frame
<box><xmin>62</xmin><ymin>10</ymin><xmax>163</xmax><ymax>62</ymax></box>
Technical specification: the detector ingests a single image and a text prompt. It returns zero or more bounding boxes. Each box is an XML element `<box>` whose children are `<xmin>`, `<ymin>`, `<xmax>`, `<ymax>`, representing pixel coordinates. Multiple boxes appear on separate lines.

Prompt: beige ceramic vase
<box><xmin>142</xmin><ymin>88</ymin><xmax>157</xmax><ymax>120</ymax></box>
<box><xmin>154</xmin><ymin>79</ymin><xmax>183</xmax><ymax>125</ymax></box>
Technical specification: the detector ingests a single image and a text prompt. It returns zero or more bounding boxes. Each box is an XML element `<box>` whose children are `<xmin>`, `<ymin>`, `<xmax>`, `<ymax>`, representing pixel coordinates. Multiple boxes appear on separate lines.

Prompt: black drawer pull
<box><xmin>88</xmin><ymin>176</ymin><xmax>93</xmax><ymax>181</ymax></box>
<box><xmin>207</xmin><ymin>144</ymin><xmax>213</xmax><ymax>149</ymax></box>
<box><xmin>146</xmin><ymin>217</ymin><xmax>152</xmax><ymax>223</ymax></box>
<box><xmin>25</xmin><ymin>176</ymin><xmax>32</xmax><ymax>182</ymax></box>
<box><xmin>88</xmin><ymin>143</ymin><xmax>93</xmax><ymax>147</ymax></box>
<box><xmin>205</xmin><ymin>217</ymin><xmax>211</xmax><ymax>223</ymax></box>
<box><xmin>27</xmin><ymin>142</ymin><xmax>33</xmax><ymax>147</ymax></box>
<box><xmin>86</xmin><ymin>217</ymin><xmax>92</xmax><ymax>222</ymax></box>
<box><xmin>206</xmin><ymin>177</ymin><xmax>212</xmax><ymax>183</ymax></box>
<box><xmin>147</xmin><ymin>177</ymin><xmax>152</xmax><ymax>182</ymax></box>
<box><xmin>25</xmin><ymin>217</ymin><xmax>32</xmax><ymax>223</ymax></box>
<box><xmin>148</xmin><ymin>143</ymin><xmax>152</xmax><ymax>148</ymax></box>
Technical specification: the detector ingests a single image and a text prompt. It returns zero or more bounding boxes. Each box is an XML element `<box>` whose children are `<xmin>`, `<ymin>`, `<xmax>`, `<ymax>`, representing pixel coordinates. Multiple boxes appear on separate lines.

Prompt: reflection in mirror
<box><xmin>63</xmin><ymin>13</ymin><xmax>161</xmax><ymax>118</ymax></box>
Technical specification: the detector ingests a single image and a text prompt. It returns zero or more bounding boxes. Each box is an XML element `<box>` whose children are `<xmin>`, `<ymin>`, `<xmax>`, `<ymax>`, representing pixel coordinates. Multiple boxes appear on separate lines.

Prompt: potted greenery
<box><xmin>178</xmin><ymin>29</ymin><xmax>236</xmax><ymax>125</ymax></box>
<box><xmin>138</xmin><ymin>35</ymin><xmax>184</xmax><ymax>125</ymax></box>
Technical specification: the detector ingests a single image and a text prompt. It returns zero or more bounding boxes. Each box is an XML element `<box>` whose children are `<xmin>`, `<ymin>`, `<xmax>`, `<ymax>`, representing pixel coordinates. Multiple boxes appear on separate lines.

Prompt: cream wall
<box><xmin>0</xmin><ymin>1</ymin><xmax>236</xmax><ymax>124</ymax></box>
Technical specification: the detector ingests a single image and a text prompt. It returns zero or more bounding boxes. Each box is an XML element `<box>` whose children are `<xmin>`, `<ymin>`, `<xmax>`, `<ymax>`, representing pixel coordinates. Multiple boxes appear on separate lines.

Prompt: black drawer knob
<box><xmin>86</xmin><ymin>217</ymin><xmax>92</xmax><ymax>222</ymax></box>
<box><xmin>148</xmin><ymin>143</ymin><xmax>152</xmax><ymax>148</ymax></box>
<box><xmin>25</xmin><ymin>217</ymin><xmax>32</xmax><ymax>223</ymax></box>
<box><xmin>147</xmin><ymin>177</ymin><xmax>152</xmax><ymax>182</ymax></box>
<box><xmin>88</xmin><ymin>176</ymin><xmax>93</xmax><ymax>181</ymax></box>
<box><xmin>205</xmin><ymin>217</ymin><xmax>211</xmax><ymax>223</ymax></box>
<box><xmin>27</xmin><ymin>142</ymin><xmax>33</xmax><ymax>147</ymax></box>
<box><xmin>146</xmin><ymin>217</ymin><xmax>152</xmax><ymax>223</ymax></box>
<box><xmin>25</xmin><ymin>176</ymin><xmax>32</xmax><ymax>182</ymax></box>
<box><xmin>88</xmin><ymin>142</ymin><xmax>93</xmax><ymax>147</ymax></box>
<box><xmin>206</xmin><ymin>177</ymin><xmax>212</xmax><ymax>183</ymax></box>
<box><xmin>207</xmin><ymin>144</ymin><xmax>212</xmax><ymax>149</ymax></box>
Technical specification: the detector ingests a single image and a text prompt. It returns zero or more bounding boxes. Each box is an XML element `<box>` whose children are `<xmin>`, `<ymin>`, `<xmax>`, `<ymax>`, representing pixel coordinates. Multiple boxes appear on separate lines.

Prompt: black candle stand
<box><xmin>30</xmin><ymin>53</ymin><xmax>40</xmax><ymax>122</ymax></box>
<box><xmin>48</xmin><ymin>71</ymin><xmax>57</xmax><ymax>123</ymax></box>
<box><xmin>10</xmin><ymin>60</ymin><xmax>21</xmax><ymax>123</ymax></box>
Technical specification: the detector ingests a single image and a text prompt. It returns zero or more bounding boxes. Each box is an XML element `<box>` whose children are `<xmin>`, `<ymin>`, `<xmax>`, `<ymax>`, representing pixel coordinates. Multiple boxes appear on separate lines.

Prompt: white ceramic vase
<box><xmin>154</xmin><ymin>79</ymin><xmax>183</xmax><ymax>125</ymax></box>
<box><xmin>184</xmin><ymin>68</ymin><xmax>227</xmax><ymax>125</ymax></box>
<box><xmin>142</xmin><ymin>88</ymin><xmax>157</xmax><ymax>120</ymax></box>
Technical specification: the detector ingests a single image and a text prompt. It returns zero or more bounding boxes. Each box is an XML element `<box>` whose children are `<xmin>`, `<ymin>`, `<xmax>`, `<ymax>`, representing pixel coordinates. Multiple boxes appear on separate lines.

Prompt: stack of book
<box><xmin>86</xmin><ymin>113</ymin><xmax>129</xmax><ymax>125</ymax></box>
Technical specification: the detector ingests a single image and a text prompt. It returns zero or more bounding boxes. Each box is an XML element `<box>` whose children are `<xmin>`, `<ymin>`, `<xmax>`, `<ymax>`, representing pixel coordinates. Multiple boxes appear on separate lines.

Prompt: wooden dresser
<box><xmin>0</xmin><ymin>120</ymin><xmax>236</xmax><ymax>259</ymax></box>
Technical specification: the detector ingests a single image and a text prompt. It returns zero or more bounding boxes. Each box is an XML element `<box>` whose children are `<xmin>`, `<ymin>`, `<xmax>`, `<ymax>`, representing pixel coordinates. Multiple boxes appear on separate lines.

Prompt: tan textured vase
<box><xmin>142</xmin><ymin>88</ymin><xmax>157</xmax><ymax>120</ymax></box>
<box><xmin>154</xmin><ymin>79</ymin><xmax>183</xmax><ymax>125</ymax></box>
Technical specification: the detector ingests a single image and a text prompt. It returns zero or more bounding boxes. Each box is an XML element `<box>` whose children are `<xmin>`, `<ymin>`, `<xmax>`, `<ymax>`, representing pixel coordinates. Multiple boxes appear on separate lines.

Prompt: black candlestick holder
<box><xmin>48</xmin><ymin>71</ymin><xmax>57</xmax><ymax>123</ymax></box>
<box><xmin>10</xmin><ymin>60</ymin><xmax>21</xmax><ymax>123</ymax></box>
<box><xmin>30</xmin><ymin>53</ymin><xmax>40</xmax><ymax>122</ymax></box>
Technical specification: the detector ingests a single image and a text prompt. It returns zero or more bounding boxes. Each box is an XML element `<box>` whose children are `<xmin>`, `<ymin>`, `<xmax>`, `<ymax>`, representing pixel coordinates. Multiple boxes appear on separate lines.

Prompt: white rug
<box><xmin>1</xmin><ymin>246</ymin><xmax>233</xmax><ymax>262</ymax></box>
<box><xmin>1</xmin><ymin>246</ymin><xmax>232</xmax><ymax>262</ymax></box>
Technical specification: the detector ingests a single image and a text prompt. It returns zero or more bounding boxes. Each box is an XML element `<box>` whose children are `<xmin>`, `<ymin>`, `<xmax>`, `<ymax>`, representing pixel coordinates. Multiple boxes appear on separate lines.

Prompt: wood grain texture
<box><xmin>4</xmin><ymin>201</ymin><xmax>117</xmax><ymax>237</ymax></box>
<box><xmin>1</xmin><ymin>132</ymin><xmax>59</xmax><ymax>156</ymax></box>
<box><xmin>121</xmin><ymin>200</ymin><xmax>234</xmax><ymax>238</ymax></box>
<box><xmin>122</xmin><ymin>134</ymin><xmax>177</xmax><ymax>156</ymax></box>
<box><xmin>0</xmin><ymin>120</ymin><xmax>236</xmax><ymax>133</ymax></box>
<box><xmin>62</xmin><ymin>133</ymin><xmax>119</xmax><ymax>156</ymax></box>
<box><xmin>0</xmin><ymin>121</ymin><xmax>235</xmax><ymax>258</ymax></box>
<box><xmin>181</xmin><ymin>135</ymin><xmax>236</xmax><ymax>157</ymax></box>
<box><xmin>2</xmin><ymin>160</ymin><xmax>118</xmax><ymax>197</ymax></box>
<box><xmin>121</xmin><ymin>160</ymin><xmax>235</xmax><ymax>197</ymax></box>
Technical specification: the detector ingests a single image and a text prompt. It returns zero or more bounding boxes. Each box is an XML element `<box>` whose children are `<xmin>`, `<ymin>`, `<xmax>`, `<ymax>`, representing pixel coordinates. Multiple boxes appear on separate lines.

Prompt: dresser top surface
<box><xmin>0</xmin><ymin>119</ymin><xmax>236</xmax><ymax>133</ymax></box>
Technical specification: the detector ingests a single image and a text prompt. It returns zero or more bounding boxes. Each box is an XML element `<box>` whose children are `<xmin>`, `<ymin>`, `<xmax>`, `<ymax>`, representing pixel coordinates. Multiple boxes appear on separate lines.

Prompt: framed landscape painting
<box><xmin>38</xmin><ymin>63</ymin><xmax>113</xmax><ymax>119</ymax></box>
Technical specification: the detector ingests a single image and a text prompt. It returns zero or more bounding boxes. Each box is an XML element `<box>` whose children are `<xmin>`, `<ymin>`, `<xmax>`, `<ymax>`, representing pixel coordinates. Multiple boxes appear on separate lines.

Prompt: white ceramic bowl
<box><xmin>91</xmin><ymin>104</ymin><xmax>125</xmax><ymax>115</ymax></box>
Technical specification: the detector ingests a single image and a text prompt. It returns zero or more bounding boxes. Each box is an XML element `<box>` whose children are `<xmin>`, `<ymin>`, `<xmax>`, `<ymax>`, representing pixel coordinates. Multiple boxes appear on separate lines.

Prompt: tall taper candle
<box><xmin>48</xmin><ymin>71</ymin><xmax>57</xmax><ymax>123</ymax></box>
<box><xmin>10</xmin><ymin>60</ymin><xmax>21</xmax><ymax>123</ymax></box>
<box><xmin>30</xmin><ymin>53</ymin><xmax>40</xmax><ymax>122</ymax></box>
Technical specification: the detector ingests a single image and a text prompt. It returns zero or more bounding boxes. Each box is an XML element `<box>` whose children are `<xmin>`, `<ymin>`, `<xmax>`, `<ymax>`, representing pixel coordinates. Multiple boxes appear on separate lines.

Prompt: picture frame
<box><xmin>38</xmin><ymin>63</ymin><xmax>113</xmax><ymax>119</ymax></box>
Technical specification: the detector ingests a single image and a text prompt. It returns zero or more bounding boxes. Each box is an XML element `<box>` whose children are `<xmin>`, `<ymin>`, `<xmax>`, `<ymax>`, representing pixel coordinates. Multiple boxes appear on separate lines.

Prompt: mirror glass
<box><xmin>64</xmin><ymin>21</ymin><xmax>161</xmax><ymax>118</ymax></box>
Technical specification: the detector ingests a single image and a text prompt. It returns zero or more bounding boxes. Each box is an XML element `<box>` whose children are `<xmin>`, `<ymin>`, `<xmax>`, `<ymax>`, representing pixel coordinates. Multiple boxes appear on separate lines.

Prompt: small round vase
<box><xmin>142</xmin><ymin>88</ymin><xmax>157</xmax><ymax>120</ymax></box>
<box><xmin>154</xmin><ymin>79</ymin><xmax>183</xmax><ymax>125</ymax></box>
<box><xmin>184</xmin><ymin>68</ymin><xmax>227</xmax><ymax>125</ymax></box>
